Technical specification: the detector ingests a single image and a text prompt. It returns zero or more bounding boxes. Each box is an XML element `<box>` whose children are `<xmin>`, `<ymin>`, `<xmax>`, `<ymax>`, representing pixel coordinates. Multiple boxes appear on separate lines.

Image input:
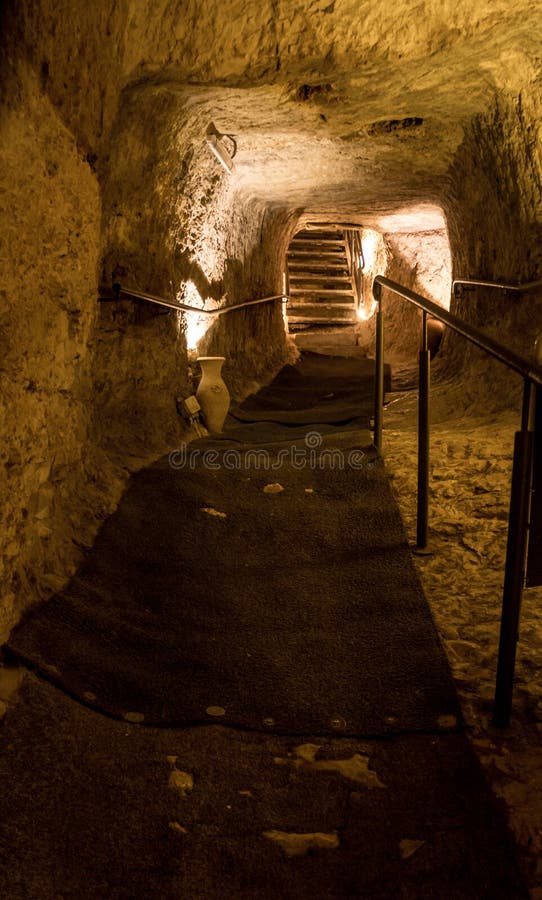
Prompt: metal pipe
<box><xmin>101</xmin><ymin>284</ymin><xmax>287</xmax><ymax>316</ymax></box>
<box><xmin>373</xmin><ymin>276</ymin><xmax>542</xmax><ymax>387</ymax></box>
<box><xmin>373</xmin><ymin>283</ymin><xmax>384</xmax><ymax>454</ymax></box>
<box><xmin>452</xmin><ymin>278</ymin><xmax>542</xmax><ymax>297</ymax></box>
<box><xmin>416</xmin><ymin>312</ymin><xmax>430</xmax><ymax>552</ymax></box>
<box><xmin>493</xmin><ymin>380</ymin><xmax>536</xmax><ymax>727</ymax></box>
<box><xmin>211</xmin><ymin>294</ymin><xmax>287</xmax><ymax>316</ymax></box>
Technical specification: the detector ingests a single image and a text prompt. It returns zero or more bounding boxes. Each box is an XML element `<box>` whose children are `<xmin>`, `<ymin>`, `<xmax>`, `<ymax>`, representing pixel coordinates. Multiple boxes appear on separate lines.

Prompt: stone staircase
<box><xmin>286</xmin><ymin>227</ymin><xmax>358</xmax><ymax>328</ymax></box>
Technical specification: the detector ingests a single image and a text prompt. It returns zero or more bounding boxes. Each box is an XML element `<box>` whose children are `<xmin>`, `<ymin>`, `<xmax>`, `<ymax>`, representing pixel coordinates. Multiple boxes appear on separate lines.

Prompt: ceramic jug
<box><xmin>196</xmin><ymin>356</ymin><xmax>230</xmax><ymax>433</ymax></box>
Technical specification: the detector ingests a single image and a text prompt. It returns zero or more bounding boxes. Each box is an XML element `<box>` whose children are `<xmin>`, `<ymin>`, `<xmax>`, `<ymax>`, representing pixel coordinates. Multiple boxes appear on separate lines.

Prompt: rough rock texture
<box><xmin>383</xmin><ymin>230</ymin><xmax>451</xmax><ymax>364</ymax></box>
<box><xmin>357</xmin><ymin>228</ymin><xmax>451</xmax><ymax>373</ymax></box>
<box><xmin>0</xmin><ymin>62</ymin><xmax>102</xmax><ymax>638</ymax></box>
<box><xmin>442</xmin><ymin>87</ymin><xmax>542</xmax><ymax>413</ymax></box>
<box><xmin>198</xmin><ymin>202</ymin><xmax>297</xmax><ymax>399</ymax></box>
<box><xmin>100</xmin><ymin>82</ymin><xmax>294</xmax><ymax>404</ymax></box>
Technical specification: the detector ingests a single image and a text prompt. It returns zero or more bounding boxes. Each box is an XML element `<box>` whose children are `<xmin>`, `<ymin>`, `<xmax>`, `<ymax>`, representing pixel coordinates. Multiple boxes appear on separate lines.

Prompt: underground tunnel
<box><xmin>1</xmin><ymin>1</ymin><xmax>542</xmax><ymax>896</ymax></box>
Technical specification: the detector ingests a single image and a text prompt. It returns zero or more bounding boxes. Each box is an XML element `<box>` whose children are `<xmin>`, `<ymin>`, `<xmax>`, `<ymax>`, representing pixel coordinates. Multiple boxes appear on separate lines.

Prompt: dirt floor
<box><xmin>382</xmin><ymin>379</ymin><xmax>542</xmax><ymax>897</ymax></box>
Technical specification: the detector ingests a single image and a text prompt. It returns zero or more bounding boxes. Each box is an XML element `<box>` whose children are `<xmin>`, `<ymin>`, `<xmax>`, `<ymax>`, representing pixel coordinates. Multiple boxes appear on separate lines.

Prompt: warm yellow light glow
<box><xmin>361</xmin><ymin>229</ymin><xmax>380</xmax><ymax>272</ymax></box>
<box><xmin>282</xmin><ymin>297</ymin><xmax>289</xmax><ymax>331</ymax></box>
<box><xmin>186</xmin><ymin>314</ymin><xmax>209</xmax><ymax>351</ymax></box>
<box><xmin>357</xmin><ymin>301</ymin><xmax>377</xmax><ymax>321</ymax></box>
<box><xmin>376</xmin><ymin>205</ymin><xmax>446</xmax><ymax>234</ymax></box>
<box><xmin>179</xmin><ymin>282</ymin><xmax>210</xmax><ymax>351</ymax></box>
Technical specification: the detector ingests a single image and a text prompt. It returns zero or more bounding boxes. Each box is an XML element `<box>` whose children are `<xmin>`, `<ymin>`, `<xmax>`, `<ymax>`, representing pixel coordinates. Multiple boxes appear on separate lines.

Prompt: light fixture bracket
<box><xmin>205</xmin><ymin>122</ymin><xmax>236</xmax><ymax>173</ymax></box>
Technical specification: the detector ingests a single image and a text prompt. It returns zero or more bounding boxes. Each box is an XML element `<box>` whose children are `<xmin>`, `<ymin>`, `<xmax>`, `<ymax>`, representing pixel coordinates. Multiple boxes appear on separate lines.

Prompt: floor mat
<box><xmin>0</xmin><ymin>352</ymin><xmax>528</xmax><ymax>898</ymax></box>
<box><xmin>230</xmin><ymin>350</ymin><xmax>391</xmax><ymax>424</ymax></box>
<box><xmin>7</xmin><ymin>352</ymin><xmax>459</xmax><ymax>734</ymax></box>
<box><xmin>0</xmin><ymin>675</ymin><xmax>528</xmax><ymax>900</ymax></box>
<box><xmin>7</xmin><ymin>435</ymin><xmax>460</xmax><ymax>734</ymax></box>
<box><xmin>217</xmin><ymin>417</ymin><xmax>372</xmax><ymax>445</ymax></box>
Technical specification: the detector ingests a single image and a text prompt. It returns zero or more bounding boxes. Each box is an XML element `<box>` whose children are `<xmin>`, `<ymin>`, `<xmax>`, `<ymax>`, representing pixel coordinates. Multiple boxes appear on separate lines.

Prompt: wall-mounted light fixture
<box><xmin>205</xmin><ymin>123</ymin><xmax>236</xmax><ymax>173</ymax></box>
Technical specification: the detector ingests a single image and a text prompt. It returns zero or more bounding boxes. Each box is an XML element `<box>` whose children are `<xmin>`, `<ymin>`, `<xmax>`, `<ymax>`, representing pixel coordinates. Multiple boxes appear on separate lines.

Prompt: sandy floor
<box><xmin>382</xmin><ymin>381</ymin><xmax>542</xmax><ymax>897</ymax></box>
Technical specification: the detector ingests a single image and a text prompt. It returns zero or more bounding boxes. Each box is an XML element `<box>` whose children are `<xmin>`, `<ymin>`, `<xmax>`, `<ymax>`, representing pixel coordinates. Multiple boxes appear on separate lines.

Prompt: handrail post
<box><xmin>373</xmin><ymin>281</ymin><xmax>384</xmax><ymax>453</ymax></box>
<box><xmin>416</xmin><ymin>311</ymin><xmax>431</xmax><ymax>553</ymax></box>
<box><xmin>493</xmin><ymin>378</ymin><xmax>536</xmax><ymax>727</ymax></box>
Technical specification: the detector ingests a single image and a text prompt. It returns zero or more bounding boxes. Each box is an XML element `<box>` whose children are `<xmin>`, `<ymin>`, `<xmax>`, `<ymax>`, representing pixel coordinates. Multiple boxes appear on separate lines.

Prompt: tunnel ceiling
<box><xmin>108</xmin><ymin>0</ymin><xmax>542</xmax><ymax>228</ymax></box>
<box><xmin>10</xmin><ymin>0</ymin><xmax>542</xmax><ymax>229</ymax></box>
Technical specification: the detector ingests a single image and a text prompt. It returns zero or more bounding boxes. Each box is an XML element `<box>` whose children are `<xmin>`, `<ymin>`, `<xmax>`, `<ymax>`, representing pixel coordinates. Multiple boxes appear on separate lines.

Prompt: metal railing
<box><xmin>452</xmin><ymin>277</ymin><xmax>542</xmax><ymax>298</ymax></box>
<box><xmin>99</xmin><ymin>283</ymin><xmax>288</xmax><ymax>315</ymax></box>
<box><xmin>372</xmin><ymin>274</ymin><xmax>542</xmax><ymax>728</ymax></box>
<box><xmin>344</xmin><ymin>229</ymin><xmax>364</xmax><ymax>308</ymax></box>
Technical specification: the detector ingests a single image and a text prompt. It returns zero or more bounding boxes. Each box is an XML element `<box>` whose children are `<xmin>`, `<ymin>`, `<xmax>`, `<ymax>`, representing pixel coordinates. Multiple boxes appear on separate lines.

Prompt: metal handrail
<box><xmin>372</xmin><ymin>273</ymin><xmax>542</xmax><ymax>728</ymax></box>
<box><xmin>373</xmin><ymin>276</ymin><xmax>542</xmax><ymax>387</ymax></box>
<box><xmin>100</xmin><ymin>283</ymin><xmax>287</xmax><ymax>315</ymax></box>
<box><xmin>452</xmin><ymin>277</ymin><xmax>542</xmax><ymax>297</ymax></box>
<box><xmin>345</xmin><ymin>229</ymin><xmax>364</xmax><ymax>308</ymax></box>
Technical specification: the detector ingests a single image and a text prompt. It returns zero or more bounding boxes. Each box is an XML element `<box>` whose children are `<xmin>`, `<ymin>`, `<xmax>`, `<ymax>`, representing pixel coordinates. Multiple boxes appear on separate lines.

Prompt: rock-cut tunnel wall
<box><xmin>0</xmin><ymin>8</ymin><xmax>294</xmax><ymax>640</ymax></box>
<box><xmin>441</xmin><ymin>88</ymin><xmax>542</xmax><ymax>413</ymax></box>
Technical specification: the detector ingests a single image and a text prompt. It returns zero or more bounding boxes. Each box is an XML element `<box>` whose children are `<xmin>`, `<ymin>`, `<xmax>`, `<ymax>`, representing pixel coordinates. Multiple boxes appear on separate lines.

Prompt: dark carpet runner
<box><xmin>1</xmin><ymin>352</ymin><xmax>529</xmax><ymax>899</ymax></box>
<box><xmin>7</xmin><ymin>352</ymin><xmax>460</xmax><ymax>734</ymax></box>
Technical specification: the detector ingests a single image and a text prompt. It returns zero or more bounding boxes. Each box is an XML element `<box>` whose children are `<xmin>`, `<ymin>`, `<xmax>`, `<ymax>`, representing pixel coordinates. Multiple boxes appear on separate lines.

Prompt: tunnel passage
<box><xmin>284</xmin><ymin>218</ymin><xmax>451</xmax><ymax>377</ymax></box>
<box><xmin>286</xmin><ymin>225</ymin><xmax>360</xmax><ymax>327</ymax></box>
<box><xmin>2</xmin><ymin>0</ymin><xmax>542</xmax><ymax>641</ymax></box>
<box><xmin>3</xmin><ymin>2</ymin><xmax>542</xmax><ymax>894</ymax></box>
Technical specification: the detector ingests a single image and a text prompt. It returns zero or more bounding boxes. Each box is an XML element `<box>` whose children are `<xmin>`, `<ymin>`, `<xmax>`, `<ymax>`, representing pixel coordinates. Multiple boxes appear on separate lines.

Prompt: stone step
<box><xmin>286</xmin><ymin>301</ymin><xmax>357</xmax><ymax>321</ymax></box>
<box><xmin>289</xmin><ymin>286</ymin><xmax>355</xmax><ymax>298</ymax></box>
<box><xmin>288</xmin><ymin>309</ymin><xmax>358</xmax><ymax>324</ymax></box>
<box><xmin>290</xmin><ymin>272</ymin><xmax>352</xmax><ymax>290</ymax></box>
<box><xmin>289</xmin><ymin>272</ymin><xmax>351</xmax><ymax>282</ymax></box>
<box><xmin>288</xmin><ymin>300</ymin><xmax>357</xmax><ymax>314</ymax></box>
<box><xmin>290</xmin><ymin>238</ymin><xmax>344</xmax><ymax>246</ymax></box>
<box><xmin>299</xmin><ymin>222</ymin><xmax>362</xmax><ymax>232</ymax></box>
<box><xmin>291</xmin><ymin>236</ymin><xmax>345</xmax><ymax>244</ymax></box>
<box><xmin>287</xmin><ymin>258</ymin><xmax>349</xmax><ymax>271</ymax></box>
<box><xmin>287</xmin><ymin>298</ymin><xmax>356</xmax><ymax>313</ymax></box>
<box><xmin>290</xmin><ymin>239</ymin><xmax>345</xmax><ymax>250</ymax></box>
<box><xmin>289</xmin><ymin>272</ymin><xmax>350</xmax><ymax>282</ymax></box>
<box><xmin>293</xmin><ymin>233</ymin><xmax>344</xmax><ymax>244</ymax></box>
<box><xmin>290</xmin><ymin>285</ymin><xmax>353</xmax><ymax>296</ymax></box>
<box><xmin>286</xmin><ymin>225</ymin><xmax>356</xmax><ymax>327</ymax></box>
<box><xmin>288</xmin><ymin>253</ymin><xmax>347</xmax><ymax>264</ymax></box>
<box><xmin>292</xmin><ymin>326</ymin><xmax>359</xmax><ymax>351</ymax></box>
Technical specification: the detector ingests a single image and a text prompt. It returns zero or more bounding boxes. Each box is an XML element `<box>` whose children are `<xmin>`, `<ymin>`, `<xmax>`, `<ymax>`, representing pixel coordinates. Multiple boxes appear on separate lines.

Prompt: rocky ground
<box><xmin>383</xmin><ymin>381</ymin><xmax>542</xmax><ymax>897</ymax></box>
